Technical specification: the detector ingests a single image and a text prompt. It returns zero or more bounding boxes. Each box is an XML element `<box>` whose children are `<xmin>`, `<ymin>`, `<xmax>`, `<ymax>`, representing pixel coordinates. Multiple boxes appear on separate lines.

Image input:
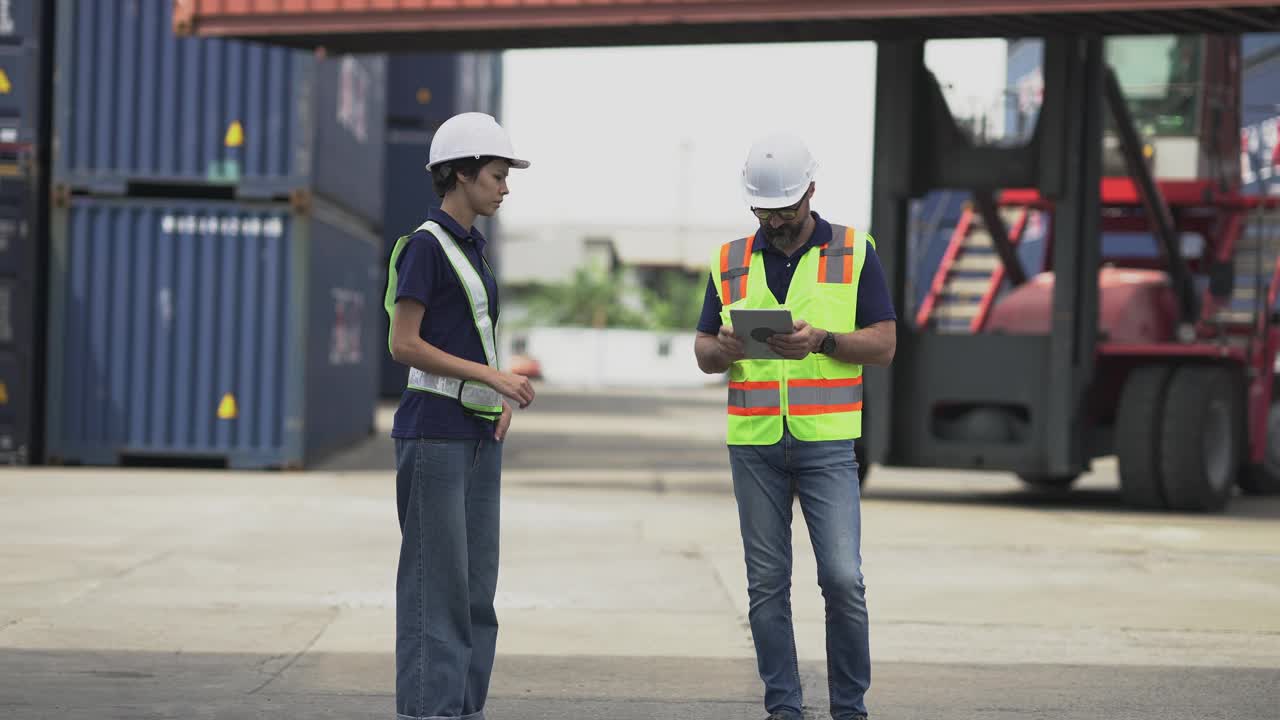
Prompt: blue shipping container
<box><xmin>378</xmin><ymin>129</ymin><xmax>435</xmax><ymax>397</ymax></box>
<box><xmin>1004</xmin><ymin>39</ymin><xmax>1043</xmax><ymax>145</ymax></box>
<box><xmin>44</xmin><ymin>195</ymin><xmax>381</xmax><ymax>469</ymax></box>
<box><xmin>1243</xmin><ymin>33</ymin><xmax>1280</xmax><ymax>64</ymax></box>
<box><xmin>0</xmin><ymin>0</ymin><xmax>50</xmax><ymax>146</ymax></box>
<box><xmin>0</xmin><ymin>0</ymin><xmax>41</xmax><ymax>46</ymax></box>
<box><xmin>0</xmin><ymin>173</ymin><xmax>38</xmax><ymax>463</ymax></box>
<box><xmin>388</xmin><ymin>51</ymin><xmax>503</xmax><ymax>129</ymax></box>
<box><xmin>1242</xmin><ymin>50</ymin><xmax>1280</xmax><ymax>197</ymax></box>
<box><xmin>52</xmin><ymin>0</ymin><xmax>387</xmax><ymax>225</ymax></box>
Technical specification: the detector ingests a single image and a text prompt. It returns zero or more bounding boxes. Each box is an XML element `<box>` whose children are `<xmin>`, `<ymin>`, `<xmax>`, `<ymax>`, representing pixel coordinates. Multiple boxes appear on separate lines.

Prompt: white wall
<box><xmin>500</xmin><ymin>327</ymin><xmax>723</xmax><ymax>389</ymax></box>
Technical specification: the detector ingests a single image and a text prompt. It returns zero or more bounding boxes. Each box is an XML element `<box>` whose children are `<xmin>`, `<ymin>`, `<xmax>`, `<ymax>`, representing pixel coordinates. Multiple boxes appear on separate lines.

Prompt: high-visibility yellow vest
<box><xmin>384</xmin><ymin>220</ymin><xmax>504</xmax><ymax>420</ymax></box>
<box><xmin>710</xmin><ymin>224</ymin><xmax>872</xmax><ymax>445</ymax></box>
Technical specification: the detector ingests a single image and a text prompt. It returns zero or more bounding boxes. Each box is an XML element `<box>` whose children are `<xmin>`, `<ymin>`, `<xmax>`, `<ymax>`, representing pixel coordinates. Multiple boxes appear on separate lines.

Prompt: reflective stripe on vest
<box><xmin>719</xmin><ymin>234</ymin><xmax>755</xmax><ymax>304</ymax></box>
<box><xmin>818</xmin><ymin>227</ymin><xmax>856</xmax><ymax>284</ymax></box>
<box><xmin>786</xmin><ymin>377</ymin><xmax>863</xmax><ymax>416</ymax></box>
<box><xmin>407</xmin><ymin>370</ymin><xmax>503</xmax><ymax>410</ymax></box>
<box><xmin>728</xmin><ymin>381</ymin><xmax>781</xmax><ymax>416</ymax></box>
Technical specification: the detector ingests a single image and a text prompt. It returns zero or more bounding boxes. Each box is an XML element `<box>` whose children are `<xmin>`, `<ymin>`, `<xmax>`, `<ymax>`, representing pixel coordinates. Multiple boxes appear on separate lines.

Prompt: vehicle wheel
<box><xmin>1017</xmin><ymin>473</ymin><xmax>1078</xmax><ymax>490</ymax></box>
<box><xmin>1238</xmin><ymin>399</ymin><xmax>1280</xmax><ymax>495</ymax></box>
<box><xmin>1159</xmin><ymin>365</ymin><xmax>1244</xmax><ymax>513</ymax></box>
<box><xmin>1116</xmin><ymin>364</ymin><xmax>1175</xmax><ymax>509</ymax></box>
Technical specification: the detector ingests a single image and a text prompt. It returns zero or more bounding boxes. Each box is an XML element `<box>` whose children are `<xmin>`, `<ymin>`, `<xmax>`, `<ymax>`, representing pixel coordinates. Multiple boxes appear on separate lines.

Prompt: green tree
<box><xmin>641</xmin><ymin>271</ymin><xmax>706</xmax><ymax>331</ymax></box>
<box><xmin>519</xmin><ymin>267</ymin><xmax>649</xmax><ymax>329</ymax></box>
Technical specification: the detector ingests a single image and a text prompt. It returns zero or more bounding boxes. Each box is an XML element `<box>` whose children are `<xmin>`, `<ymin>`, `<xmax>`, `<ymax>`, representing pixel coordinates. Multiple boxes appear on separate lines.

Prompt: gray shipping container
<box><xmin>45</xmin><ymin>194</ymin><xmax>381</xmax><ymax>469</ymax></box>
<box><xmin>52</xmin><ymin>0</ymin><xmax>387</xmax><ymax>226</ymax></box>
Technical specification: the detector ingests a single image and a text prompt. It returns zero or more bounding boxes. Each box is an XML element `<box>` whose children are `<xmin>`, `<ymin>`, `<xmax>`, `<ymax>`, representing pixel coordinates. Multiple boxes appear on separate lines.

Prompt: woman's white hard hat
<box><xmin>741</xmin><ymin>132</ymin><xmax>818</xmax><ymax>209</ymax></box>
<box><xmin>426</xmin><ymin>112</ymin><xmax>531</xmax><ymax>171</ymax></box>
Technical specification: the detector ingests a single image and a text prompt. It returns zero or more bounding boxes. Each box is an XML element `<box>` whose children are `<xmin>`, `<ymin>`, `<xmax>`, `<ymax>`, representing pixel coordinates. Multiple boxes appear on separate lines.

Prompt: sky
<box><xmin>496</xmin><ymin>39</ymin><xmax>1010</xmax><ymax>232</ymax></box>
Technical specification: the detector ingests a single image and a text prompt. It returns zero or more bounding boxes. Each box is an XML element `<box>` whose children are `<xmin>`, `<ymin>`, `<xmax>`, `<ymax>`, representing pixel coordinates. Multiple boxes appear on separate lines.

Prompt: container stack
<box><xmin>43</xmin><ymin>0</ymin><xmax>388</xmax><ymax>469</ymax></box>
<box><xmin>378</xmin><ymin>51</ymin><xmax>504</xmax><ymax>398</ymax></box>
<box><xmin>0</xmin><ymin>0</ymin><xmax>54</xmax><ymax>465</ymax></box>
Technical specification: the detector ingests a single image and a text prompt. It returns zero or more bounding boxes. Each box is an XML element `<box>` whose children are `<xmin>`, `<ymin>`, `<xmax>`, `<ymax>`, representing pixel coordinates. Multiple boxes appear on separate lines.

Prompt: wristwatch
<box><xmin>818</xmin><ymin>331</ymin><xmax>837</xmax><ymax>355</ymax></box>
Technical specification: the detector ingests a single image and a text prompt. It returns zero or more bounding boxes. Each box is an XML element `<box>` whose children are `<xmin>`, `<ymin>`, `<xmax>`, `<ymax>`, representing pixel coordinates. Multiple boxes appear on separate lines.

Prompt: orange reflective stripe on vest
<box><xmin>786</xmin><ymin>376</ymin><xmax>863</xmax><ymax>416</ymax></box>
<box><xmin>728</xmin><ymin>380</ymin><xmax>781</xmax><ymax>416</ymax></box>
<box><xmin>817</xmin><ymin>226</ymin><xmax>856</xmax><ymax>284</ymax></box>
<box><xmin>719</xmin><ymin>235</ymin><xmax>755</xmax><ymax>304</ymax></box>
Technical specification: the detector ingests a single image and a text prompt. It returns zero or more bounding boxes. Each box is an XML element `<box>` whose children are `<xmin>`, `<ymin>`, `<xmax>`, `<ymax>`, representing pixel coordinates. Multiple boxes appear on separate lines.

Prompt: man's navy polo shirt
<box><xmin>696</xmin><ymin>212</ymin><xmax>897</xmax><ymax>336</ymax></box>
<box><xmin>391</xmin><ymin>208</ymin><xmax>501</xmax><ymax>440</ymax></box>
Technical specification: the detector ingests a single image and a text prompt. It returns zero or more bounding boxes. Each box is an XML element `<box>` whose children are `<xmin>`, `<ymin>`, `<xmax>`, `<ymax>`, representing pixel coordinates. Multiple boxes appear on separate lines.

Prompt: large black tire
<box><xmin>1116</xmin><ymin>364</ymin><xmax>1175</xmax><ymax>509</ymax></box>
<box><xmin>1159</xmin><ymin>365</ymin><xmax>1244</xmax><ymax>513</ymax></box>
<box><xmin>1238</xmin><ymin>399</ymin><xmax>1280</xmax><ymax>495</ymax></box>
<box><xmin>1017</xmin><ymin>473</ymin><xmax>1079</xmax><ymax>490</ymax></box>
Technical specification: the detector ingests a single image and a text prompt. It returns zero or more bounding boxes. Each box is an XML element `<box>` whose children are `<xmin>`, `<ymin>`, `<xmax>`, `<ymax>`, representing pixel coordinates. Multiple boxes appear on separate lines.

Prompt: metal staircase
<box><xmin>1212</xmin><ymin>208</ymin><xmax>1280</xmax><ymax>327</ymax></box>
<box><xmin>915</xmin><ymin>204</ymin><xmax>1030</xmax><ymax>333</ymax></box>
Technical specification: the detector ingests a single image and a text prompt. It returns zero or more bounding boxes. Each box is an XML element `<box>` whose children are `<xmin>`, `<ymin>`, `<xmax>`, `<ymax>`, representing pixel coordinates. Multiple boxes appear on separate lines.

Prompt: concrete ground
<box><xmin>3</xmin><ymin>384</ymin><xmax>1280</xmax><ymax>719</ymax></box>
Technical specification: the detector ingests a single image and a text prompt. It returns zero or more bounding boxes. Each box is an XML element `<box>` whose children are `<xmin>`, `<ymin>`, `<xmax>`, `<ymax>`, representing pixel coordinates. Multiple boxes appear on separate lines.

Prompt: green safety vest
<box><xmin>384</xmin><ymin>220</ymin><xmax>504</xmax><ymax>420</ymax></box>
<box><xmin>710</xmin><ymin>224</ymin><xmax>872</xmax><ymax>445</ymax></box>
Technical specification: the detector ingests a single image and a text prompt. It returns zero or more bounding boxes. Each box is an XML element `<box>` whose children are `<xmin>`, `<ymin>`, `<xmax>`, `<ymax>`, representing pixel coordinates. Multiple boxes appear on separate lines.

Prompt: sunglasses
<box><xmin>751</xmin><ymin>198</ymin><xmax>805</xmax><ymax>222</ymax></box>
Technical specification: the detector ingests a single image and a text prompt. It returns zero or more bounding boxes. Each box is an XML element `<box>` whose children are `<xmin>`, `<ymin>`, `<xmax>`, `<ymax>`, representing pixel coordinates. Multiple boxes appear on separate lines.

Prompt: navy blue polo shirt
<box><xmin>697</xmin><ymin>212</ymin><xmax>897</xmax><ymax>336</ymax></box>
<box><xmin>391</xmin><ymin>208</ymin><xmax>501</xmax><ymax>440</ymax></box>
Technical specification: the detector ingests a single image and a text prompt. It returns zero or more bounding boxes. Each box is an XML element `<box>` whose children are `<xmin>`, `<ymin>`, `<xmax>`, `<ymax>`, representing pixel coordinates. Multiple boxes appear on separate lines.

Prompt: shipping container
<box><xmin>171</xmin><ymin>0</ymin><xmax>1280</xmax><ymax>54</ymax></box>
<box><xmin>1004</xmin><ymin>38</ymin><xmax>1042</xmax><ymax>145</ymax></box>
<box><xmin>387</xmin><ymin>51</ymin><xmax>503</xmax><ymax>129</ymax></box>
<box><xmin>44</xmin><ymin>195</ymin><xmax>381</xmax><ymax>469</ymax></box>
<box><xmin>53</xmin><ymin>0</ymin><xmax>387</xmax><ymax>225</ymax></box>
<box><xmin>1241</xmin><ymin>47</ymin><xmax>1280</xmax><ymax>196</ymax></box>
<box><xmin>0</xmin><ymin>0</ymin><xmax>50</xmax><ymax>146</ymax></box>
<box><xmin>0</xmin><ymin>173</ymin><xmax>41</xmax><ymax>464</ymax></box>
<box><xmin>378</xmin><ymin>128</ymin><xmax>434</xmax><ymax>398</ymax></box>
<box><xmin>0</xmin><ymin>1</ymin><xmax>55</xmax><ymax>464</ymax></box>
<box><xmin>1243</xmin><ymin>33</ymin><xmax>1280</xmax><ymax>63</ymax></box>
<box><xmin>0</xmin><ymin>0</ymin><xmax>42</xmax><ymax>46</ymax></box>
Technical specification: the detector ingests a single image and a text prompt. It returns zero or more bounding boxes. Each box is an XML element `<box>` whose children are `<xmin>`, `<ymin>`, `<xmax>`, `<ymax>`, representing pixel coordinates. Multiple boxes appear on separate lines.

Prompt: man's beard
<box><xmin>764</xmin><ymin>223</ymin><xmax>800</xmax><ymax>249</ymax></box>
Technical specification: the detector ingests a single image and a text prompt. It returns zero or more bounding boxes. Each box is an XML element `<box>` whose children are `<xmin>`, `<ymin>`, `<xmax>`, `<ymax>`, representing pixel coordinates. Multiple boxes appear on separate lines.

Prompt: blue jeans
<box><xmin>395</xmin><ymin>437</ymin><xmax>502</xmax><ymax>720</ymax></box>
<box><xmin>729</xmin><ymin>426</ymin><xmax>870</xmax><ymax>720</ymax></box>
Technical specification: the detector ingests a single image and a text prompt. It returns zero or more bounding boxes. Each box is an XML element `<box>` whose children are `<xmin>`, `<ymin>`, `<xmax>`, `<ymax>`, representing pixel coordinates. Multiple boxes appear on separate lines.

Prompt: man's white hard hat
<box><xmin>741</xmin><ymin>132</ymin><xmax>818</xmax><ymax>209</ymax></box>
<box><xmin>426</xmin><ymin>112</ymin><xmax>531</xmax><ymax>172</ymax></box>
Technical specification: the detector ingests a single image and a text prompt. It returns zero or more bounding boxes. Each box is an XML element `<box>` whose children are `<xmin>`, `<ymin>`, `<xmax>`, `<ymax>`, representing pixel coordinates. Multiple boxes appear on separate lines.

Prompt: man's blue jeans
<box><xmin>728</xmin><ymin>427</ymin><xmax>870</xmax><ymax>720</ymax></box>
<box><xmin>395</xmin><ymin>437</ymin><xmax>502</xmax><ymax>720</ymax></box>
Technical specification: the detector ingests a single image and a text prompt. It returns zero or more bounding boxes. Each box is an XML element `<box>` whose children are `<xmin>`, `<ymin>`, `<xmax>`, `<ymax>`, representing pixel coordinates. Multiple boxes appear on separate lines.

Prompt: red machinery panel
<box><xmin>986</xmin><ymin>268</ymin><xmax>1180</xmax><ymax>344</ymax></box>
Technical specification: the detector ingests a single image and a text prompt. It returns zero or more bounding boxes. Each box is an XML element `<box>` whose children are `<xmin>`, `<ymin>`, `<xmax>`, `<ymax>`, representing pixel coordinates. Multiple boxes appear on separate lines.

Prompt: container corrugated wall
<box><xmin>45</xmin><ymin>195</ymin><xmax>379</xmax><ymax>469</ymax></box>
<box><xmin>52</xmin><ymin>0</ymin><xmax>387</xmax><ymax>225</ymax></box>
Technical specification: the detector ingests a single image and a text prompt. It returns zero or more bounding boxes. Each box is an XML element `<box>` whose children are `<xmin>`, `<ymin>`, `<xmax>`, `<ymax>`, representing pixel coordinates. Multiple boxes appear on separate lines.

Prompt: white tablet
<box><xmin>729</xmin><ymin>308</ymin><xmax>795</xmax><ymax>360</ymax></box>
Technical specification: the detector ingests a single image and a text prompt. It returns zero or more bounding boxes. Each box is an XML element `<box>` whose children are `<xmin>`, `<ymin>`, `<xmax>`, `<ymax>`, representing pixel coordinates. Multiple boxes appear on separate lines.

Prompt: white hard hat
<box><xmin>426</xmin><ymin>112</ymin><xmax>530</xmax><ymax>171</ymax></box>
<box><xmin>741</xmin><ymin>132</ymin><xmax>818</xmax><ymax>208</ymax></box>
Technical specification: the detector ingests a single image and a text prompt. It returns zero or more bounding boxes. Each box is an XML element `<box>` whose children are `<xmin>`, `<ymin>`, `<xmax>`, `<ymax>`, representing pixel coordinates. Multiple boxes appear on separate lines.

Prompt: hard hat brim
<box><xmin>426</xmin><ymin>153</ymin><xmax>531</xmax><ymax>172</ymax></box>
<box><xmin>744</xmin><ymin>186</ymin><xmax>808</xmax><ymax>210</ymax></box>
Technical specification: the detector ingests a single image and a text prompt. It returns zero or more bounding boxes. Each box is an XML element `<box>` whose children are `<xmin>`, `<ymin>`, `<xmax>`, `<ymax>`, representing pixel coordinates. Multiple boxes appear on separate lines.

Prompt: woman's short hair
<box><xmin>431</xmin><ymin>156</ymin><xmax>501</xmax><ymax>197</ymax></box>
